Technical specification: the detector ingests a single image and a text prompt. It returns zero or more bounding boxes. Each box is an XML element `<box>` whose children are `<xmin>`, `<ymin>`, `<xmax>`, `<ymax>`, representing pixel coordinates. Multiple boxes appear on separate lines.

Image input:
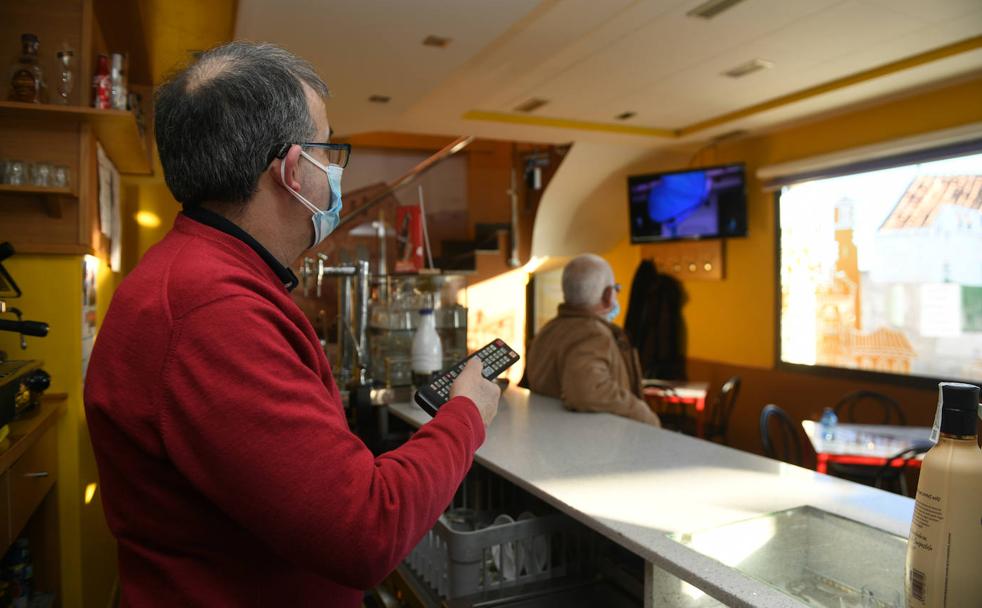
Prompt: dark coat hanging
<box><xmin>624</xmin><ymin>259</ymin><xmax>686</xmax><ymax>380</ymax></box>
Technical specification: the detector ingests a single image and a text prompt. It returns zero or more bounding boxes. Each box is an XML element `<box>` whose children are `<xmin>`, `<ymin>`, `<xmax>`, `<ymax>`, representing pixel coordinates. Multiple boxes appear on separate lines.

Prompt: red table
<box><xmin>801</xmin><ymin>421</ymin><xmax>932</xmax><ymax>474</ymax></box>
<box><xmin>642</xmin><ymin>380</ymin><xmax>709</xmax><ymax>437</ymax></box>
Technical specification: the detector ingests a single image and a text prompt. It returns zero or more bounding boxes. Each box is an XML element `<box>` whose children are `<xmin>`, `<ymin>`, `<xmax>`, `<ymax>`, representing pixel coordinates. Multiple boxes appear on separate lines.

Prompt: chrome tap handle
<box><xmin>299</xmin><ymin>257</ymin><xmax>315</xmax><ymax>296</ymax></box>
<box><xmin>316</xmin><ymin>253</ymin><xmax>329</xmax><ymax>298</ymax></box>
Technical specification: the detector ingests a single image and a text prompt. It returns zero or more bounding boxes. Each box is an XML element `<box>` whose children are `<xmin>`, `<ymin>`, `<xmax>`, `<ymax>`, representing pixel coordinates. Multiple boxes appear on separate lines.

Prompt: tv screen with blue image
<box><xmin>628</xmin><ymin>163</ymin><xmax>747</xmax><ymax>243</ymax></box>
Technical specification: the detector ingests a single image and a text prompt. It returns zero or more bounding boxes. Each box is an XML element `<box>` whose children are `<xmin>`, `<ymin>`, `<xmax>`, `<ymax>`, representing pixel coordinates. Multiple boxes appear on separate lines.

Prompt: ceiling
<box><xmin>234</xmin><ymin>0</ymin><xmax>982</xmax><ymax>149</ymax></box>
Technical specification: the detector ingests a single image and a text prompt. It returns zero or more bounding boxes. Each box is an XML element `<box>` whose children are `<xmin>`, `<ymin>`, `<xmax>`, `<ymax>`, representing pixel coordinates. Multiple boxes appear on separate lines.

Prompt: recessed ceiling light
<box><xmin>422</xmin><ymin>35</ymin><xmax>452</xmax><ymax>48</ymax></box>
<box><xmin>514</xmin><ymin>98</ymin><xmax>549</xmax><ymax>113</ymax></box>
<box><xmin>687</xmin><ymin>0</ymin><xmax>747</xmax><ymax>19</ymax></box>
<box><xmin>722</xmin><ymin>58</ymin><xmax>774</xmax><ymax>78</ymax></box>
<box><xmin>615</xmin><ymin>111</ymin><xmax>636</xmax><ymax>121</ymax></box>
<box><xmin>368</xmin><ymin>95</ymin><xmax>391</xmax><ymax>103</ymax></box>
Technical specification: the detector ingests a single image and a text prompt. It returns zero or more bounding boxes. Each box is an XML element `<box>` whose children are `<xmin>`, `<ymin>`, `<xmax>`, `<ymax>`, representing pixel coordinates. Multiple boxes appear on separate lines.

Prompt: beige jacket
<box><xmin>527</xmin><ymin>305</ymin><xmax>661</xmax><ymax>426</ymax></box>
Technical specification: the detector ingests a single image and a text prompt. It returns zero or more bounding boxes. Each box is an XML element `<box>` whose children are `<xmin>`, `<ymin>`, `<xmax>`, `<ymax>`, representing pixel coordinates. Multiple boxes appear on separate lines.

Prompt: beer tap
<box><xmin>299</xmin><ymin>257</ymin><xmax>315</xmax><ymax>297</ymax></box>
<box><xmin>316</xmin><ymin>253</ymin><xmax>329</xmax><ymax>298</ymax></box>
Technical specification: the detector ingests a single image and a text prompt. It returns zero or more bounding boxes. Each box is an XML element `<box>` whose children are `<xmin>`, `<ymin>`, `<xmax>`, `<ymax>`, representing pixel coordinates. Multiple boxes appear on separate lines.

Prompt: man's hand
<box><xmin>449</xmin><ymin>357</ymin><xmax>500</xmax><ymax>428</ymax></box>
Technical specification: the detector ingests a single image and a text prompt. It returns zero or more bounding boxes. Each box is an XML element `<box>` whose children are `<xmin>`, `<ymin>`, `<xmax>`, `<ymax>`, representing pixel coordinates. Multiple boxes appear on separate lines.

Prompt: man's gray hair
<box><xmin>562</xmin><ymin>254</ymin><xmax>614</xmax><ymax>308</ymax></box>
<box><xmin>154</xmin><ymin>42</ymin><xmax>329</xmax><ymax>207</ymax></box>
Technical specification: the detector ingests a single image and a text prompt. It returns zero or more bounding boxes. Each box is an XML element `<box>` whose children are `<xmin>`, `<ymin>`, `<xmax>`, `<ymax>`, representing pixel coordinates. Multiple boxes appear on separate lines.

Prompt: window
<box><xmin>776</xmin><ymin>147</ymin><xmax>982</xmax><ymax>384</ymax></box>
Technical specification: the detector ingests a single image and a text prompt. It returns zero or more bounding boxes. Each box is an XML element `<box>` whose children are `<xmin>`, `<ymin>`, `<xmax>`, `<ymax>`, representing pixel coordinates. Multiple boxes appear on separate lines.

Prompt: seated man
<box><xmin>527</xmin><ymin>254</ymin><xmax>661</xmax><ymax>426</ymax></box>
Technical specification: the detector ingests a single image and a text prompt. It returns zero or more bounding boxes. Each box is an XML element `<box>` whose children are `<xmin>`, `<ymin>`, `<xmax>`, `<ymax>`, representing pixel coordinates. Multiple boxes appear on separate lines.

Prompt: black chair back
<box><xmin>760</xmin><ymin>404</ymin><xmax>804</xmax><ymax>466</ymax></box>
<box><xmin>874</xmin><ymin>443</ymin><xmax>931</xmax><ymax>497</ymax></box>
<box><xmin>833</xmin><ymin>390</ymin><xmax>906</xmax><ymax>425</ymax></box>
<box><xmin>707</xmin><ymin>376</ymin><xmax>741</xmax><ymax>442</ymax></box>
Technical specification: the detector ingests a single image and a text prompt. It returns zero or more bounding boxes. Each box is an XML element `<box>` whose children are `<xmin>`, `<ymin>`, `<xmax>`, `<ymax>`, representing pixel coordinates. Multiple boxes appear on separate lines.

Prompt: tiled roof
<box><xmin>850</xmin><ymin>327</ymin><xmax>916</xmax><ymax>357</ymax></box>
<box><xmin>880</xmin><ymin>175</ymin><xmax>982</xmax><ymax>230</ymax></box>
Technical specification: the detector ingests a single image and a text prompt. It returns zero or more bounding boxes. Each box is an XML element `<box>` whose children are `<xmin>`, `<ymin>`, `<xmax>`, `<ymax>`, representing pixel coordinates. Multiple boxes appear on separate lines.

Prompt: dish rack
<box><xmin>404</xmin><ymin>466</ymin><xmax>598</xmax><ymax>602</ymax></box>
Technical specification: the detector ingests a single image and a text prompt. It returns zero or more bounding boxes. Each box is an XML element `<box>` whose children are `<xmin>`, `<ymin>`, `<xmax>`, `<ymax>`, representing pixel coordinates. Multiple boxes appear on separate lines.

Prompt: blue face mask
<box><xmin>605</xmin><ymin>301</ymin><xmax>621</xmax><ymax>322</ymax></box>
<box><xmin>280</xmin><ymin>150</ymin><xmax>343</xmax><ymax>247</ymax></box>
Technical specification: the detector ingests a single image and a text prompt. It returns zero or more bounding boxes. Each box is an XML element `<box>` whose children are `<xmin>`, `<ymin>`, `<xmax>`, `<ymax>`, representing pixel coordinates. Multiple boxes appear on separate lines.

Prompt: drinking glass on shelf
<box><xmin>7</xmin><ymin>160</ymin><xmax>27</xmax><ymax>185</ymax></box>
<box><xmin>51</xmin><ymin>165</ymin><xmax>70</xmax><ymax>188</ymax></box>
<box><xmin>30</xmin><ymin>162</ymin><xmax>52</xmax><ymax>187</ymax></box>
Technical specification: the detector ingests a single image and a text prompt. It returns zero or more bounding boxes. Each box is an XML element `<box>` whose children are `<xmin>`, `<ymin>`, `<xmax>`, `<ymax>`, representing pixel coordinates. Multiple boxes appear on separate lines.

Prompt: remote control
<box><xmin>413</xmin><ymin>338</ymin><xmax>520</xmax><ymax>416</ymax></box>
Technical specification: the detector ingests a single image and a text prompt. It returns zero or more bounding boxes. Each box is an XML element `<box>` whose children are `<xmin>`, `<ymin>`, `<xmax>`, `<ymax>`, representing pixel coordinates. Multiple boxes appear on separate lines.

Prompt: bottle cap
<box><xmin>419</xmin><ymin>308</ymin><xmax>433</xmax><ymax>315</ymax></box>
<box><xmin>939</xmin><ymin>382</ymin><xmax>980</xmax><ymax>437</ymax></box>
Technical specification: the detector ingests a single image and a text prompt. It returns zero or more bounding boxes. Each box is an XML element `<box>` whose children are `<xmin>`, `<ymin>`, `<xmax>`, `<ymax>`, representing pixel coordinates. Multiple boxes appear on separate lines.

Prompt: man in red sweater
<box><xmin>83</xmin><ymin>42</ymin><xmax>500</xmax><ymax>606</ymax></box>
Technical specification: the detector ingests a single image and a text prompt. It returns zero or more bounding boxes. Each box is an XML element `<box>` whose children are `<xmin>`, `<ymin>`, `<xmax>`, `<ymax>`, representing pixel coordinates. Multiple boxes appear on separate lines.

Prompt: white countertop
<box><xmin>389</xmin><ymin>388</ymin><xmax>915</xmax><ymax>608</ymax></box>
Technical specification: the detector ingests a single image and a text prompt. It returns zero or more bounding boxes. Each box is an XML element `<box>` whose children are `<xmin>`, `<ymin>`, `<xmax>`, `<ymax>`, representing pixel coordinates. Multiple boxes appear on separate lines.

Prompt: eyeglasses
<box><xmin>268</xmin><ymin>142</ymin><xmax>351</xmax><ymax>168</ymax></box>
<box><xmin>611</xmin><ymin>283</ymin><xmax>621</xmax><ymax>293</ymax></box>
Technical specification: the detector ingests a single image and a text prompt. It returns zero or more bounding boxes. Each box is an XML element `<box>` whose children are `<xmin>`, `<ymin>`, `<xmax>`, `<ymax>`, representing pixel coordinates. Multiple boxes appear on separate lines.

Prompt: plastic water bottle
<box><xmin>819</xmin><ymin>407</ymin><xmax>838</xmax><ymax>442</ymax></box>
<box><xmin>411</xmin><ymin>308</ymin><xmax>443</xmax><ymax>387</ymax></box>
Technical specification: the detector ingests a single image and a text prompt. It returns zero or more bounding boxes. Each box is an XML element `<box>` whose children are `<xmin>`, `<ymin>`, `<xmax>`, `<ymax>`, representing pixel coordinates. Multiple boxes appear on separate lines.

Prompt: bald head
<box><xmin>562</xmin><ymin>254</ymin><xmax>615</xmax><ymax>308</ymax></box>
<box><xmin>154</xmin><ymin>42</ymin><xmax>328</xmax><ymax>208</ymax></box>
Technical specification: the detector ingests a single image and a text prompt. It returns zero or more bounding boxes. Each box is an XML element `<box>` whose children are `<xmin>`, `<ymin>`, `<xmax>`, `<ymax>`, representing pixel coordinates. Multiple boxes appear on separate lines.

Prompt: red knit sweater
<box><xmin>84</xmin><ymin>215</ymin><xmax>485</xmax><ymax>607</ymax></box>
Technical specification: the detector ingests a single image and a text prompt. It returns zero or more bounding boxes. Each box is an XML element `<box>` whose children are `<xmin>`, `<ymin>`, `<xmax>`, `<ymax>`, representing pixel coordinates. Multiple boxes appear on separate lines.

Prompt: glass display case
<box><xmin>670</xmin><ymin>506</ymin><xmax>906</xmax><ymax>607</ymax></box>
<box><xmin>368</xmin><ymin>273</ymin><xmax>468</xmax><ymax>387</ymax></box>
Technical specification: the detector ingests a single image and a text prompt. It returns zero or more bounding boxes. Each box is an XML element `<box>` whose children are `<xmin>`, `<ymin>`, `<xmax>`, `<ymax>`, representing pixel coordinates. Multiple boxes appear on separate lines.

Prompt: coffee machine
<box><xmin>0</xmin><ymin>243</ymin><xmax>50</xmax><ymax>427</ymax></box>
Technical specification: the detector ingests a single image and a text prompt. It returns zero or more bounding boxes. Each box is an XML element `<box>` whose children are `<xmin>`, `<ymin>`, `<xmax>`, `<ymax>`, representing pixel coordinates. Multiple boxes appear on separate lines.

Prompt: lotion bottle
<box><xmin>905</xmin><ymin>382</ymin><xmax>981</xmax><ymax>607</ymax></box>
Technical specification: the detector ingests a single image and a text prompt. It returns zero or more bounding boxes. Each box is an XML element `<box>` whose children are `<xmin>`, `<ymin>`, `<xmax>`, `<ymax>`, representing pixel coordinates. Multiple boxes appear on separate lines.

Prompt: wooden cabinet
<box><xmin>0</xmin><ymin>400</ymin><xmax>64</xmax><ymax>600</ymax></box>
<box><xmin>0</xmin><ymin>0</ymin><xmax>153</xmax><ymax>256</ymax></box>
<box><xmin>9</xmin><ymin>424</ymin><xmax>57</xmax><ymax>541</ymax></box>
<box><xmin>0</xmin><ymin>473</ymin><xmax>11</xmax><ymax>553</ymax></box>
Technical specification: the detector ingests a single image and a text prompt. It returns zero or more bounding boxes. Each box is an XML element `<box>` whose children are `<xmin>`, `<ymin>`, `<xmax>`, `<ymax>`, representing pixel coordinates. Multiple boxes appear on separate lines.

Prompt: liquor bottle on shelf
<box><xmin>8</xmin><ymin>33</ymin><xmax>46</xmax><ymax>104</ymax></box>
<box><xmin>92</xmin><ymin>54</ymin><xmax>111</xmax><ymax>109</ymax></box>
<box><xmin>55</xmin><ymin>49</ymin><xmax>74</xmax><ymax>105</ymax></box>
<box><xmin>110</xmin><ymin>53</ymin><xmax>127</xmax><ymax>110</ymax></box>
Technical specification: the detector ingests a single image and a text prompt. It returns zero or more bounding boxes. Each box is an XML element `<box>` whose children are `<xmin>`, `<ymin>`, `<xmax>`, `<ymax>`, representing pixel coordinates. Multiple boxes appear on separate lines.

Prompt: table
<box><xmin>642</xmin><ymin>379</ymin><xmax>709</xmax><ymax>436</ymax></box>
<box><xmin>390</xmin><ymin>388</ymin><xmax>914</xmax><ymax>607</ymax></box>
<box><xmin>801</xmin><ymin>421</ymin><xmax>933</xmax><ymax>475</ymax></box>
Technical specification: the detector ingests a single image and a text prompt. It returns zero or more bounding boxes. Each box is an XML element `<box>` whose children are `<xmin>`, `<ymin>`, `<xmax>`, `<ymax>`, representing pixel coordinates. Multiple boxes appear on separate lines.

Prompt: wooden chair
<box><xmin>680</xmin><ymin>376</ymin><xmax>741</xmax><ymax>444</ymax></box>
<box><xmin>873</xmin><ymin>443</ymin><xmax>932</xmax><ymax>497</ymax></box>
<box><xmin>833</xmin><ymin>390</ymin><xmax>906</xmax><ymax>425</ymax></box>
<box><xmin>643</xmin><ymin>382</ymin><xmax>687</xmax><ymax>431</ymax></box>
<box><xmin>830</xmin><ymin>390</ymin><xmax>907</xmax><ymax>483</ymax></box>
<box><xmin>760</xmin><ymin>404</ymin><xmax>805</xmax><ymax>466</ymax></box>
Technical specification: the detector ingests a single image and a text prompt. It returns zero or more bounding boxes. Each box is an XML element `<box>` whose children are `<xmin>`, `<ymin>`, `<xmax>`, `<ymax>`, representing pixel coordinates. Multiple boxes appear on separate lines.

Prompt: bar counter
<box><xmin>388</xmin><ymin>388</ymin><xmax>914</xmax><ymax>607</ymax></box>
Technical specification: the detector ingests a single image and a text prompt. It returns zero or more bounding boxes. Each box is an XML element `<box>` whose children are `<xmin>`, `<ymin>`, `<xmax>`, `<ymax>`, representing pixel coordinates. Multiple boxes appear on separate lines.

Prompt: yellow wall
<box><xmin>601</xmin><ymin>236</ymin><xmax>640</xmax><ymax>326</ymax></box>
<box><xmin>123</xmin><ymin>181</ymin><xmax>180</xmax><ymax>273</ymax></box>
<box><xmin>611</xmin><ymin>76</ymin><xmax>982</xmax><ymax>368</ymax></box>
<box><xmin>0</xmin><ymin>254</ymin><xmax>117</xmax><ymax>607</ymax></box>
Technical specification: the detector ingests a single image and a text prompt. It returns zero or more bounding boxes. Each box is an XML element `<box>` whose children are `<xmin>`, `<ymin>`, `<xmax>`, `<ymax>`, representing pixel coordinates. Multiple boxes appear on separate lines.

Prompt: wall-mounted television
<box><xmin>628</xmin><ymin>163</ymin><xmax>748</xmax><ymax>243</ymax></box>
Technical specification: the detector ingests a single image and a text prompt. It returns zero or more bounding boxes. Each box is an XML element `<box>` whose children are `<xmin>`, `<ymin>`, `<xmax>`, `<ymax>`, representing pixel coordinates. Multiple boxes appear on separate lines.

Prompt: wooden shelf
<box><xmin>0</xmin><ymin>398</ymin><xmax>65</xmax><ymax>476</ymax></box>
<box><xmin>0</xmin><ymin>101</ymin><xmax>151</xmax><ymax>175</ymax></box>
<box><xmin>0</xmin><ymin>185</ymin><xmax>73</xmax><ymax>196</ymax></box>
<box><xmin>8</xmin><ymin>242</ymin><xmax>95</xmax><ymax>256</ymax></box>
<box><xmin>0</xmin><ymin>184</ymin><xmax>77</xmax><ymax>218</ymax></box>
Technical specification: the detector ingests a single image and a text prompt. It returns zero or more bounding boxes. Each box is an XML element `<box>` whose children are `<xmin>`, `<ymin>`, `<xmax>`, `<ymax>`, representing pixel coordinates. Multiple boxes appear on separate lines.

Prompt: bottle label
<box><xmin>908</xmin><ymin>489</ymin><xmax>944</xmax><ymax>606</ymax></box>
<box><xmin>909</xmin><ymin>566</ymin><xmax>927</xmax><ymax>603</ymax></box>
<box><xmin>93</xmin><ymin>76</ymin><xmax>112</xmax><ymax>109</ymax></box>
<box><xmin>911</xmin><ymin>489</ymin><xmax>944</xmax><ymax>545</ymax></box>
<box><xmin>10</xmin><ymin>68</ymin><xmax>39</xmax><ymax>103</ymax></box>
